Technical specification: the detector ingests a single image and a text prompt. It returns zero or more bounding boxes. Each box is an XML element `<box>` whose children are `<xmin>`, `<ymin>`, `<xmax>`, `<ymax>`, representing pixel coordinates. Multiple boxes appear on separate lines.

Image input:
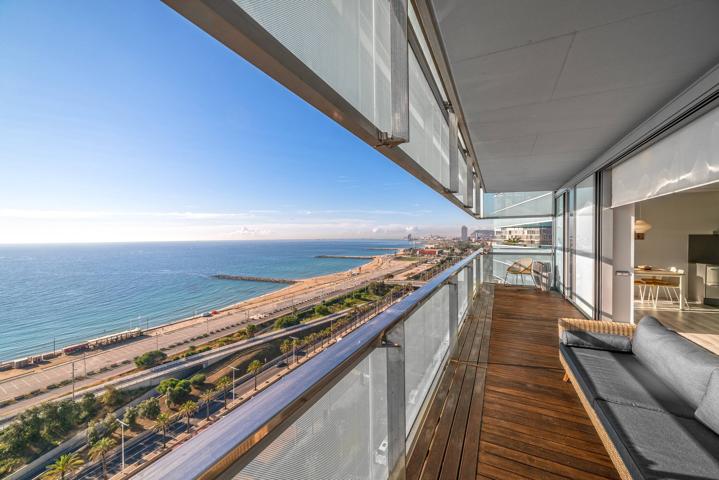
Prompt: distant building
<box><xmin>471</xmin><ymin>229</ymin><xmax>494</xmax><ymax>241</ymax></box>
<box><xmin>460</xmin><ymin>225</ymin><xmax>468</xmax><ymax>241</ymax></box>
<box><xmin>494</xmin><ymin>222</ymin><xmax>552</xmax><ymax>246</ymax></box>
<box><xmin>417</xmin><ymin>248</ymin><xmax>440</xmax><ymax>256</ymax></box>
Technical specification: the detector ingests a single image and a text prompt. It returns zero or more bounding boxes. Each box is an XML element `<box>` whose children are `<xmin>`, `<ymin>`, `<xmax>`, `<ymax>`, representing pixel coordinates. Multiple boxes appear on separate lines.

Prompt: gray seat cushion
<box><xmin>696</xmin><ymin>369</ymin><xmax>719</xmax><ymax>435</ymax></box>
<box><xmin>561</xmin><ymin>330</ymin><xmax>632</xmax><ymax>352</ymax></box>
<box><xmin>595</xmin><ymin>400</ymin><xmax>719</xmax><ymax>480</ymax></box>
<box><xmin>560</xmin><ymin>344</ymin><xmax>694</xmax><ymax>418</ymax></box>
<box><xmin>633</xmin><ymin>316</ymin><xmax>719</xmax><ymax>409</ymax></box>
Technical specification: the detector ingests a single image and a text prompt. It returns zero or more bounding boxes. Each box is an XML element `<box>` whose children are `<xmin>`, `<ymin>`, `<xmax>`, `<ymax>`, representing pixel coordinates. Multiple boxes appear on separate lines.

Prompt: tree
<box><xmin>156</xmin><ymin>378</ymin><xmax>179</xmax><ymax>395</ymax></box>
<box><xmin>133</xmin><ymin>350</ymin><xmax>167</xmax><ymax>369</ymax></box>
<box><xmin>215</xmin><ymin>376</ymin><xmax>231</xmax><ymax>409</ymax></box>
<box><xmin>178</xmin><ymin>401</ymin><xmax>197</xmax><ymax>433</ymax></box>
<box><xmin>157</xmin><ymin>378</ymin><xmax>191</xmax><ymax>406</ymax></box>
<box><xmin>139</xmin><ymin>397</ymin><xmax>160</xmax><ymax>421</ymax></box>
<box><xmin>314</xmin><ymin>303</ymin><xmax>331</xmax><ymax>316</ymax></box>
<box><xmin>279</xmin><ymin>339</ymin><xmax>292</xmax><ymax>355</ymax></box>
<box><xmin>122</xmin><ymin>405</ymin><xmax>139</xmax><ymax>430</ymax></box>
<box><xmin>155</xmin><ymin>413</ymin><xmax>171</xmax><ymax>448</ymax></box>
<box><xmin>247</xmin><ymin>360</ymin><xmax>263</xmax><ymax>390</ymax></box>
<box><xmin>189</xmin><ymin>373</ymin><xmax>206</xmax><ymax>387</ymax></box>
<box><xmin>89</xmin><ymin>437</ymin><xmax>117</xmax><ymax>480</ymax></box>
<box><xmin>200</xmin><ymin>390</ymin><xmax>214</xmax><ymax>419</ymax></box>
<box><xmin>79</xmin><ymin>393</ymin><xmax>99</xmax><ymax>422</ymax></box>
<box><xmin>167</xmin><ymin>380</ymin><xmax>192</xmax><ymax>406</ymax></box>
<box><xmin>41</xmin><ymin>452</ymin><xmax>84</xmax><ymax>480</ymax></box>
<box><xmin>101</xmin><ymin>386</ymin><xmax>121</xmax><ymax>408</ymax></box>
<box><xmin>245</xmin><ymin>324</ymin><xmax>257</xmax><ymax>338</ymax></box>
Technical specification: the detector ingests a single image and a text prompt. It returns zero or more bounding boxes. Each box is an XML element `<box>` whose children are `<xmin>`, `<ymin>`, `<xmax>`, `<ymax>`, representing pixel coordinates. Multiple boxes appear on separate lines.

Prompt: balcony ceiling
<box><xmin>431</xmin><ymin>0</ymin><xmax>719</xmax><ymax>192</ymax></box>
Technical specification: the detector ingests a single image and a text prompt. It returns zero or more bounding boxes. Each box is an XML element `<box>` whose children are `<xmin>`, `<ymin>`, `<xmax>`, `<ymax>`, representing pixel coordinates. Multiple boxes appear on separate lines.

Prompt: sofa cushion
<box><xmin>633</xmin><ymin>316</ymin><xmax>719</xmax><ymax>409</ymax></box>
<box><xmin>561</xmin><ymin>330</ymin><xmax>632</xmax><ymax>352</ymax></box>
<box><xmin>560</xmin><ymin>344</ymin><xmax>694</xmax><ymax>418</ymax></box>
<box><xmin>696</xmin><ymin>369</ymin><xmax>719</xmax><ymax>435</ymax></box>
<box><xmin>595</xmin><ymin>400</ymin><xmax>719</xmax><ymax>480</ymax></box>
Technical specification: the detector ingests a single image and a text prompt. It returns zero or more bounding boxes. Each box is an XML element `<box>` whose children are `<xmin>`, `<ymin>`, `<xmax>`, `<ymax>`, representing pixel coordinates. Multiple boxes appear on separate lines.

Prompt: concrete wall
<box><xmin>634</xmin><ymin>190</ymin><xmax>719</xmax><ymax>300</ymax></box>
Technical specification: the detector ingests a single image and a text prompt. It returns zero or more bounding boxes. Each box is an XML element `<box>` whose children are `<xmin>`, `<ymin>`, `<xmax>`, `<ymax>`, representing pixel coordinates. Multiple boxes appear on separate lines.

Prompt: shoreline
<box><xmin>0</xmin><ymin>255</ymin><xmax>387</xmax><ymax>366</ymax></box>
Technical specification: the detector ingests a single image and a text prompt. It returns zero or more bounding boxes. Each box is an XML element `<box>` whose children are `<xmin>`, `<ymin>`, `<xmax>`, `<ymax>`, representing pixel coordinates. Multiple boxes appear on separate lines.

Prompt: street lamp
<box><xmin>117</xmin><ymin>419</ymin><xmax>128</xmax><ymax>471</ymax></box>
<box><xmin>229</xmin><ymin>366</ymin><xmax>240</xmax><ymax>401</ymax></box>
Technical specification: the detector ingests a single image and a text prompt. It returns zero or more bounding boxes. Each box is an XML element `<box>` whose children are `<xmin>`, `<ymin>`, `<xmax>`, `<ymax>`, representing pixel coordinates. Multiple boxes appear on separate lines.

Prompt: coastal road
<box><xmin>0</xmin><ymin>257</ymin><xmax>417</xmax><ymax>420</ymax></box>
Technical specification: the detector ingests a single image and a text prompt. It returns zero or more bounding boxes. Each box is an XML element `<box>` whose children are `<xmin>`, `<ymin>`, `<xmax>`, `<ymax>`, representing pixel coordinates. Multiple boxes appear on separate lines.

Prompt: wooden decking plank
<box><xmin>420</xmin><ymin>363</ymin><xmax>468</xmax><ymax>480</ymax></box>
<box><xmin>457</xmin><ymin>366</ymin><xmax>487</xmax><ymax>480</ymax></box>
<box><xmin>407</xmin><ymin>284</ymin><xmax>619</xmax><ymax>480</ymax></box>
<box><xmin>438</xmin><ymin>365</ymin><xmax>478</xmax><ymax>480</ymax></box>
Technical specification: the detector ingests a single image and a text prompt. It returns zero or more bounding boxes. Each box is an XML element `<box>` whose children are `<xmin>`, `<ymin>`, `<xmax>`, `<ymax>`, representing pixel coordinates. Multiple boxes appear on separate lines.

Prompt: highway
<box><xmin>0</xmin><ymin>257</ymin><xmax>417</xmax><ymax>421</ymax></box>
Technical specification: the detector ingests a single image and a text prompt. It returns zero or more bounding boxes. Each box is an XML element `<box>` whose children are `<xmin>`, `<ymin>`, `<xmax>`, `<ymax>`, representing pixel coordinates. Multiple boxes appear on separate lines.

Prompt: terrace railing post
<box><xmin>474</xmin><ymin>257</ymin><xmax>481</xmax><ymax>293</ymax></box>
<box><xmin>384</xmin><ymin>323</ymin><xmax>407</xmax><ymax>480</ymax></box>
<box><xmin>448</xmin><ymin>275</ymin><xmax>459</xmax><ymax>348</ymax></box>
<box><xmin>467</xmin><ymin>265</ymin><xmax>474</xmax><ymax>301</ymax></box>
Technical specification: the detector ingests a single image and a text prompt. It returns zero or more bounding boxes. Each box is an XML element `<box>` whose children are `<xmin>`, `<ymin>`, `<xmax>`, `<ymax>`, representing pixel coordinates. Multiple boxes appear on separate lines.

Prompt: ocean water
<box><xmin>0</xmin><ymin>240</ymin><xmax>409</xmax><ymax>361</ymax></box>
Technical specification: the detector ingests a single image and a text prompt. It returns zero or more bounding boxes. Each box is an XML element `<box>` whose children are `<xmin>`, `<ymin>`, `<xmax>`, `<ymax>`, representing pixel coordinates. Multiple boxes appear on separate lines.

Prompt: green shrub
<box><xmin>133</xmin><ymin>350</ymin><xmax>167</xmax><ymax>369</ymax></box>
<box><xmin>101</xmin><ymin>386</ymin><xmax>121</xmax><ymax>408</ymax></box>
<box><xmin>157</xmin><ymin>378</ymin><xmax>192</xmax><ymax>406</ymax></box>
<box><xmin>122</xmin><ymin>406</ymin><xmax>139</xmax><ymax>429</ymax></box>
<box><xmin>189</xmin><ymin>373</ymin><xmax>206</xmax><ymax>387</ymax></box>
<box><xmin>139</xmin><ymin>397</ymin><xmax>161</xmax><ymax>420</ymax></box>
<box><xmin>314</xmin><ymin>304</ymin><xmax>331</xmax><ymax>316</ymax></box>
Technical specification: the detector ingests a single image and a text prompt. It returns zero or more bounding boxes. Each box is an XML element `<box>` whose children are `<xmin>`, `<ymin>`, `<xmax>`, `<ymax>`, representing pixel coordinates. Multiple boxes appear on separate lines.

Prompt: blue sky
<box><xmin>0</xmin><ymin>1</ymin><xmax>474</xmax><ymax>243</ymax></box>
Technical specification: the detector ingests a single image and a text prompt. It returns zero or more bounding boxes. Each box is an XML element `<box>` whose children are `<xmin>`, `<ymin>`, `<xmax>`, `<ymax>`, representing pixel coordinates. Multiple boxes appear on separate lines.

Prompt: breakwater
<box><xmin>315</xmin><ymin>255</ymin><xmax>374</xmax><ymax>259</ymax></box>
<box><xmin>212</xmin><ymin>274</ymin><xmax>298</xmax><ymax>284</ymax></box>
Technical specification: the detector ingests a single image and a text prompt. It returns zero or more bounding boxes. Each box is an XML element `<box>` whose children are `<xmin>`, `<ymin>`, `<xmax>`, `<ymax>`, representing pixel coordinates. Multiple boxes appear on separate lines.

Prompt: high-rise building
<box><xmin>135</xmin><ymin>3</ymin><xmax>719</xmax><ymax>479</ymax></box>
<box><xmin>460</xmin><ymin>225</ymin><xmax>468</xmax><ymax>241</ymax></box>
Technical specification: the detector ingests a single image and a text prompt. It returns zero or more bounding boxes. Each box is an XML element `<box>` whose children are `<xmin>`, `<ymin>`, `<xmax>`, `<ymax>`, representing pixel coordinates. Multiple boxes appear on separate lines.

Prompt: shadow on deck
<box><xmin>407</xmin><ymin>284</ymin><xmax>620</xmax><ymax>480</ymax></box>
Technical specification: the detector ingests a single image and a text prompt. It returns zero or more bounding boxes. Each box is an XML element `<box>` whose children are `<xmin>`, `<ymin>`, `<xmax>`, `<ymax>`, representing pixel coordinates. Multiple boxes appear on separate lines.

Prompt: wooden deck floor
<box><xmin>407</xmin><ymin>285</ymin><xmax>620</xmax><ymax>480</ymax></box>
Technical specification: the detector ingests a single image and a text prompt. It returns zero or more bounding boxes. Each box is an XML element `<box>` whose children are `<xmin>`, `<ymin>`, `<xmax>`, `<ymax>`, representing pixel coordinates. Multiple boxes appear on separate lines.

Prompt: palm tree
<box><xmin>247</xmin><ymin>359</ymin><xmax>263</xmax><ymax>390</ymax></box>
<box><xmin>178</xmin><ymin>401</ymin><xmax>198</xmax><ymax>433</ymax></box>
<box><xmin>89</xmin><ymin>437</ymin><xmax>117</xmax><ymax>480</ymax></box>
<box><xmin>279</xmin><ymin>339</ymin><xmax>292</xmax><ymax>355</ymax></box>
<box><xmin>215</xmin><ymin>376</ymin><xmax>231</xmax><ymax>408</ymax></box>
<box><xmin>155</xmin><ymin>413</ymin><xmax>172</xmax><ymax>448</ymax></box>
<box><xmin>41</xmin><ymin>453</ymin><xmax>85</xmax><ymax>480</ymax></box>
<box><xmin>200</xmin><ymin>389</ymin><xmax>214</xmax><ymax>418</ymax></box>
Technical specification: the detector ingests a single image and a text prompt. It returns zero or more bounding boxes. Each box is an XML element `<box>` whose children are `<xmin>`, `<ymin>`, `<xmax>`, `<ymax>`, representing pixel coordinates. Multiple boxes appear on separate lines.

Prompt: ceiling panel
<box><xmin>452</xmin><ymin>36</ymin><xmax>572</xmax><ymax>113</ymax></box>
<box><xmin>431</xmin><ymin>0</ymin><xmax>719</xmax><ymax>192</ymax></box>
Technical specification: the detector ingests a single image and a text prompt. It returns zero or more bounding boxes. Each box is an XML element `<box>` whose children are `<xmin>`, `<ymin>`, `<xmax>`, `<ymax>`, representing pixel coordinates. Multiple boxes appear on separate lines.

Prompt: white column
<box><xmin>612</xmin><ymin>204</ymin><xmax>635</xmax><ymax>324</ymax></box>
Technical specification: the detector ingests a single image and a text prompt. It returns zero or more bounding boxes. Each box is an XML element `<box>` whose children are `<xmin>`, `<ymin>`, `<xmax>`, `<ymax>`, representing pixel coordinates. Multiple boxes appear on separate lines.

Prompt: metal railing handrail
<box><xmin>133</xmin><ymin>250</ymin><xmax>480</xmax><ymax>480</ymax></box>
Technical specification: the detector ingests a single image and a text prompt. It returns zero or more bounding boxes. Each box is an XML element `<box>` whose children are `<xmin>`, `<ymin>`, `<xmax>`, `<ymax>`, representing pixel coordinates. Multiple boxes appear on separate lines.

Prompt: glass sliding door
<box><xmin>573</xmin><ymin>175</ymin><xmax>596</xmax><ymax>317</ymax></box>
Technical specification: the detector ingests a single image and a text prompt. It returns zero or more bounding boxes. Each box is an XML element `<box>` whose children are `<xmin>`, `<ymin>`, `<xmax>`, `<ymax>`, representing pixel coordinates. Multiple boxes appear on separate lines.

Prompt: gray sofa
<box><xmin>558</xmin><ymin>316</ymin><xmax>719</xmax><ymax>480</ymax></box>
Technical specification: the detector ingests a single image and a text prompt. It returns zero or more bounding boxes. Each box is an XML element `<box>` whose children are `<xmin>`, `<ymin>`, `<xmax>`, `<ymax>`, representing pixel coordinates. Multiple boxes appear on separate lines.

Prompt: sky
<box><xmin>0</xmin><ymin>1</ymin><xmax>476</xmax><ymax>244</ymax></box>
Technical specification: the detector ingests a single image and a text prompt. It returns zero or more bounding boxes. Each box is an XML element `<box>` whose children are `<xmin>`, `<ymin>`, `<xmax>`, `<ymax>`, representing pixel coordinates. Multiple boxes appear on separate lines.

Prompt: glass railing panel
<box><xmin>400</xmin><ymin>48</ymin><xmax>450</xmax><ymax>189</ymax></box>
<box><xmin>482</xmin><ymin>191</ymin><xmax>553</xmax><ymax>218</ymax></box>
<box><xmin>234</xmin><ymin>0</ymin><xmax>393</xmax><ymax>133</ymax></box>
<box><xmin>458</xmin><ymin>267</ymin><xmax>469</xmax><ymax>325</ymax></box>
<box><xmin>404</xmin><ymin>284</ymin><xmax>449</xmax><ymax>436</ymax></box>
<box><xmin>233</xmin><ymin>348</ymin><xmax>389</xmax><ymax>480</ymax></box>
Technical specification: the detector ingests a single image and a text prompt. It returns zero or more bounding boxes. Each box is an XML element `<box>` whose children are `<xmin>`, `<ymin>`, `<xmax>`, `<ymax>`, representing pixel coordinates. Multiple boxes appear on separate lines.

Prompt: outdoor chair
<box><xmin>503</xmin><ymin>257</ymin><xmax>536</xmax><ymax>287</ymax></box>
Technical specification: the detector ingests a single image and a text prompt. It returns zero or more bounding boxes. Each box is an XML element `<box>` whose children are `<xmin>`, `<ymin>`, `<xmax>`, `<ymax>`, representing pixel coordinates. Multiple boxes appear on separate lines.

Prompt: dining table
<box><xmin>634</xmin><ymin>267</ymin><xmax>687</xmax><ymax>310</ymax></box>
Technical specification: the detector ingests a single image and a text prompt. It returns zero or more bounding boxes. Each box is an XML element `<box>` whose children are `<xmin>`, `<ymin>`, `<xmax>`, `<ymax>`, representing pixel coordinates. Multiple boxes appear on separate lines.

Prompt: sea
<box><xmin>0</xmin><ymin>239</ymin><xmax>410</xmax><ymax>361</ymax></box>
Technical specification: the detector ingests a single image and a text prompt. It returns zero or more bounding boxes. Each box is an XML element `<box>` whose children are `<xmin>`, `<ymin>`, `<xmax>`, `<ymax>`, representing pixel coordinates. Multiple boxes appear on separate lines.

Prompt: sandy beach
<box><xmin>0</xmin><ymin>254</ymin><xmax>420</xmax><ymax>417</ymax></box>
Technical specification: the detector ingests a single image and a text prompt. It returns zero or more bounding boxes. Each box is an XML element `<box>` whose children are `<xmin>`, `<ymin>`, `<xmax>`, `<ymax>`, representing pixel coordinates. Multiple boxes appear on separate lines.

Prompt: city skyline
<box><xmin>0</xmin><ymin>1</ymin><xmax>473</xmax><ymax>244</ymax></box>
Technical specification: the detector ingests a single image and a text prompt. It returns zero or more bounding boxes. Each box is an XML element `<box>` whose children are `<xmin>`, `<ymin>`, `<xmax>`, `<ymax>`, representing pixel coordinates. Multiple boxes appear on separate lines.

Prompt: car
<box><xmin>295</xmin><ymin>350</ymin><xmax>306</xmax><ymax>357</ymax></box>
<box><xmin>275</xmin><ymin>361</ymin><xmax>288</xmax><ymax>368</ymax></box>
